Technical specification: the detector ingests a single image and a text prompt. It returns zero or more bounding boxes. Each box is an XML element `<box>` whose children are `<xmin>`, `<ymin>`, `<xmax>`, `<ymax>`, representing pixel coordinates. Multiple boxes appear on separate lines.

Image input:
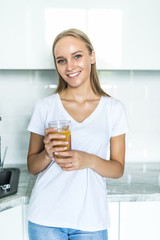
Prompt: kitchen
<box><xmin>0</xmin><ymin>0</ymin><xmax>160</xmax><ymax>239</ymax></box>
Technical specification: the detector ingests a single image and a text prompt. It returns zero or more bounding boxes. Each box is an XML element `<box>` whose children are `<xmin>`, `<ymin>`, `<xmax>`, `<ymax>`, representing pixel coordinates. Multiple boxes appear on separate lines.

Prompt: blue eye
<box><xmin>57</xmin><ymin>59</ymin><xmax>65</xmax><ymax>64</ymax></box>
<box><xmin>75</xmin><ymin>54</ymin><xmax>82</xmax><ymax>59</ymax></box>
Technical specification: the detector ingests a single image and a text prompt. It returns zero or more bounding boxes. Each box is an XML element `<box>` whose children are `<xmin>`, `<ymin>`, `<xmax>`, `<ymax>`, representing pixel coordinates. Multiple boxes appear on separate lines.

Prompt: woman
<box><xmin>27</xmin><ymin>28</ymin><xmax>129</xmax><ymax>240</ymax></box>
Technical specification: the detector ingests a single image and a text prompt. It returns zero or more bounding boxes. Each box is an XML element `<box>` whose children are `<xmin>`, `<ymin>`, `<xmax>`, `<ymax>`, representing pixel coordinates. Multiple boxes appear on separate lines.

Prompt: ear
<box><xmin>91</xmin><ymin>51</ymin><xmax>96</xmax><ymax>64</ymax></box>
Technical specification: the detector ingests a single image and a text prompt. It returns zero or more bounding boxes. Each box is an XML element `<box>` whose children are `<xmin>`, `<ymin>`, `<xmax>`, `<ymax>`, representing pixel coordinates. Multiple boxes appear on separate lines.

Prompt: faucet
<box><xmin>0</xmin><ymin>115</ymin><xmax>8</xmax><ymax>172</ymax></box>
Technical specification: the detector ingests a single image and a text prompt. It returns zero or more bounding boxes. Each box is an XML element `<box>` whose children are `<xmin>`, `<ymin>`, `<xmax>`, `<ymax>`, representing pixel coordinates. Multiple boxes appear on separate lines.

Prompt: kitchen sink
<box><xmin>0</xmin><ymin>168</ymin><xmax>20</xmax><ymax>199</ymax></box>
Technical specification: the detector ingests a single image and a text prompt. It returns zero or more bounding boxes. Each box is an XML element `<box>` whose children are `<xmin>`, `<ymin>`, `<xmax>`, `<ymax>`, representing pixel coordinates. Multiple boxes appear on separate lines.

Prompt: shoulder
<box><xmin>32</xmin><ymin>94</ymin><xmax>58</xmax><ymax>117</ymax></box>
<box><xmin>35</xmin><ymin>94</ymin><xmax>58</xmax><ymax>108</ymax></box>
<box><xmin>102</xmin><ymin>96</ymin><xmax>125</xmax><ymax>110</ymax></box>
<box><xmin>102</xmin><ymin>96</ymin><xmax>127</xmax><ymax>123</ymax></box>
<box><xmin>103</xmin><ymin>97</ymin><xmax>129</xmax><ymax>136</ymax></box>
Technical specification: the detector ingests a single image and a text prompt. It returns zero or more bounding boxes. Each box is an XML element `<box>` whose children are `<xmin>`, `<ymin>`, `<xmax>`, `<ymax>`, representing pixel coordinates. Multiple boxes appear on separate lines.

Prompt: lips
<box><xmin>67</xmin><ymin>71</ymin><xmax>80</xmax><ymax>78</ymax></box>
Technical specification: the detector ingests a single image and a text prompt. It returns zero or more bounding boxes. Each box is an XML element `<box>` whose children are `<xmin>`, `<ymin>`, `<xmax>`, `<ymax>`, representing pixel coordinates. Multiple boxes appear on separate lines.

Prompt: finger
<box><xmin>53</xmin><ymin>146</ymin><xmax>68</xmax><ymax>152</ymax></box>
<box><xmin>45</xmin><ymin>145</ymin><xmax>68</xmax><ymax>159</ymax></box>
<box><xmin>61</xmin><ymin>166</ymin><xmax>74</xmax><ymax>171</ymax></box>
<box><xmin>44</xmin><ymin>135</ymin><xmax>67</xmax><ymax>147</ymax></box>
<box><xmin>52</xmin><ymin>140</ymin><xmax>68</xmax><ymax>147</ymax></box>
<box><xmin>44</xmin><ymin>128</ymin><xmax>59</xmax><ymax>144</ymax></box>
<box><xmin>54</xmin><ymin>157</ymin><xmax>72</xmax><ymax>165</ymax></box>
<box><xmin>45</xmin><ymin>127</ymin><xmax>57</xmax><ymax>135</ymax></box>
<box><xmin>59</xmin><ymin>162</ymin><xmax>73</xmax><ymax>168</ymax></box>
<box><xmin>48</xmin><ymin>133</ymin><xmax>66</xmax><ymax>141</ymax></box>
<box><xmin>54</xmin><ymin>151</ymin><xmax>72</xmax><ymax>157</ymax></box>
<box><xmin>43</xmin><ymin>137</ymin><xmax>51</xmax><ymax>145</ymax></box>
<box><xmin>45</xmin><ymin>145</ymin><xmax>55</xmax><ymax>157</ymax></box>
<box><xmin>45</xmin><ymin>128</ymin><xmax>66</xmax><ymax>140</ymax></box>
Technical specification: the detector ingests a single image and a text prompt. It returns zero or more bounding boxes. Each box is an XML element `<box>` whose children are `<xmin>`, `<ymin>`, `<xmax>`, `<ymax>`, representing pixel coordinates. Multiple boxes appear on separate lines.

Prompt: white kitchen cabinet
<box><xmin>120</xmin><ymin>202</ymin><xmax>160</xmax><ymax>240</ymax></box>
<box><xmin>0</xmin><ymin>205</ymin><xmax>23</xmax><ymax>240</ymax></box>
<box><xmin>1</xmin><ymin>0</ymin><xmax>160</xmax><ymax>70</ymax></box>
<box><xmin>23</xmin><ymin>204</ymin><xmax>29</xmax><ymax>240</ymax></box>
<box><xmin>0</xmin><ymin>0</ymin><xmax>87</xmax><ymax>69</ymax></box>
<box><xmin>108</xmin><ymin>202</ymin><xmax>119</xmax><ymax>240</ymax></box>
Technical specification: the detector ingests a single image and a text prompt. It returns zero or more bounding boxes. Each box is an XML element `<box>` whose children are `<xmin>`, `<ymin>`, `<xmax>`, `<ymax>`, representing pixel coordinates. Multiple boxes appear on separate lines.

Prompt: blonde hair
<box><xmin>52</xmin><ymin>28</ymin><xmax>109</xmax><ymax>97</ymax></box>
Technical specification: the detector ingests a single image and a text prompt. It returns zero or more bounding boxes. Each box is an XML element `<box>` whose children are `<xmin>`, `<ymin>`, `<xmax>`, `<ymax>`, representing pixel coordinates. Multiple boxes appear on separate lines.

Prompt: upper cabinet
<box><xmin>0</xmin><ymin>0</ymin><xmax>160</xmax><ymax>70</ymax></box>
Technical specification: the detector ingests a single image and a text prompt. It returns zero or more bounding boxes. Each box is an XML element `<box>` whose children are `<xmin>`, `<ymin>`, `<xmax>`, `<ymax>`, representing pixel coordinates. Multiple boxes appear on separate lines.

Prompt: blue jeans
<box><xmin>28</xmin><ymin>221</ymin><xmax>108</xmax><ymax>240</ymax></box>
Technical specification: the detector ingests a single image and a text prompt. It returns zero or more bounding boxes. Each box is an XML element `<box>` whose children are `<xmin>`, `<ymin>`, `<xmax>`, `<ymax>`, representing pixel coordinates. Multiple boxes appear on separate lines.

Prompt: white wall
<box><xmin>0</xmin><ymin>70</ymin><xmax>160</xmax><ymax>164</ymax></box>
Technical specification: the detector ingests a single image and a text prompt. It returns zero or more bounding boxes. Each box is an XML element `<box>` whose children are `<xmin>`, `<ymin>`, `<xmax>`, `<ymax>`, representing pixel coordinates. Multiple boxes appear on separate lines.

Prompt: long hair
<box><xmin>52</xmin><ymin>28</ymin><xmax>110</xmax><ymax>97</ymax></box>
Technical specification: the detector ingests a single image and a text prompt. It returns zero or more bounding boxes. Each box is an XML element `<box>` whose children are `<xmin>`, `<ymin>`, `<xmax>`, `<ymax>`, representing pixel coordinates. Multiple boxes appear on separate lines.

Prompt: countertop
<box><xmin>0</xmin><ymin>163</ymin><xmax>160</xmax><ymax>212</ymax></box>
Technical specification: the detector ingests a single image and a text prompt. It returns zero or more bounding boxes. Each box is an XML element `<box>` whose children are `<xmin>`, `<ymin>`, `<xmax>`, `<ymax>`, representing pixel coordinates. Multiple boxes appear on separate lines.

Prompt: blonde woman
<box><xmin>27</xmin><ymin>28</ymin><xmax>129</xmax><ymax>240</ymax></box>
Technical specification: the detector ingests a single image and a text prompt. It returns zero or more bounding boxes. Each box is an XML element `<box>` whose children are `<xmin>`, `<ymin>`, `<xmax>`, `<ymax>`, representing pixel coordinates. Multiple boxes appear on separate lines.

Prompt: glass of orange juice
<box><xmin>48</xmin><ymin>120</ymin><xmax>71</xmax><ymax>151</ymax></box>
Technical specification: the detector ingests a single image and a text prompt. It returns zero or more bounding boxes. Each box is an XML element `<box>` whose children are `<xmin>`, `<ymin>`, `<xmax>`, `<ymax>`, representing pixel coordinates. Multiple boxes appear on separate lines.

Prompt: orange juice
<box><xmin>52</xmin><ymin>130</ymin><xmax>71</xmax><ymax>151</ymax></box>
<box><xmin>48</xmin><ymin>120</ymin><xmax>71</xmax><ymax>154</ymax></box>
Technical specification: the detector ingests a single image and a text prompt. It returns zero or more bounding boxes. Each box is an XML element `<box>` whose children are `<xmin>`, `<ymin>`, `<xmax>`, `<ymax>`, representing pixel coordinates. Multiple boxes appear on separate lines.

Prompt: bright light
<box><xmin>88</xmin><ymin>9</ymin><xmax>123</xmax><ymax>68</ymax></box>
<box><xmin>44</xmin><ymin>8</ymin><xmax>123</xmax><ymax>69</ymax></box>
<box><xmin>44</xmin><ymin>8</ymin><xmax>87</xmax><ymax>47</ymax></box>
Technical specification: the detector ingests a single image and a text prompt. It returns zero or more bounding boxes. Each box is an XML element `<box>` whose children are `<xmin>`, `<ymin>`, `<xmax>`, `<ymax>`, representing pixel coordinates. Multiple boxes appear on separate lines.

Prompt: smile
<box><xmin>67</xmin><ymin>72</ymin><xmax>80</xmax><ymax>78</ymax></box>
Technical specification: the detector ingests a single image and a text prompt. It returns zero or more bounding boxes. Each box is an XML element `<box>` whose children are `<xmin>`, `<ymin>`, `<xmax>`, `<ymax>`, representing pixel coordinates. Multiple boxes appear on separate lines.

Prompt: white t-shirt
<box><xmin>27</xmin><ymin>93</ymin><xmax>129</xmax><ymax>231</ymax></box>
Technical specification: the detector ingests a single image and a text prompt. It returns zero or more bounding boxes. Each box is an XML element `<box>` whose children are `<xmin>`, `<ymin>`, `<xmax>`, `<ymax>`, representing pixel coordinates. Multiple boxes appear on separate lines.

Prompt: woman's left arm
<box><xmin>90</xmin><ymin>134</ymin><xmax>125</xmax><ymax>178</ymax></box>
<box><xmin>54</xmin><ymin>134</ymin><xmax>126</xmax><ymax>179</ymax></box>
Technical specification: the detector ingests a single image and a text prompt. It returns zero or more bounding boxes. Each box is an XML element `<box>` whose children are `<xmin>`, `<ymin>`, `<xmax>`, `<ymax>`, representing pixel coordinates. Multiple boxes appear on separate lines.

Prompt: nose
<box><xmin>66</xmin><ymin>59</ymin><xmax>75</xmax><ymax>71</ymax></box>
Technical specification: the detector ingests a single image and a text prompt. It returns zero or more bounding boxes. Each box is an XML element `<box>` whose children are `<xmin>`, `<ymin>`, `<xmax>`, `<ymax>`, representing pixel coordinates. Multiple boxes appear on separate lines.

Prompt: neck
<box><xmin>60</xmin><ymin>85</ymin><xmax>100</xmax><ymax>102</ymax></box>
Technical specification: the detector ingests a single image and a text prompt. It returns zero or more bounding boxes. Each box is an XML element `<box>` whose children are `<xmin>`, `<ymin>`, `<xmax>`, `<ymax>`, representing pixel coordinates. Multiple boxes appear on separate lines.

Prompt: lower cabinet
<box><xmin>120</xmin><ymin>202</ymin><xmax>160</xmax><ymax>240</ymax></box>
<box><xmin>0</xmin><ymin>205</ymin><xmax>23</xmax><ymax>240</ymax></box>
<box><xmin>23</xmin><ymin>204</ymin><xmax>29</xmax><ymax>240</ymax></box>
<box><xmin>108</xmin><ymin>202</ymin><xmax>119</xmax><ymax>240</ymax></box>
<box><xmin>1</xmin><ymin>201</ymin><xmax>160</xmax><ymax>240</ymax></box>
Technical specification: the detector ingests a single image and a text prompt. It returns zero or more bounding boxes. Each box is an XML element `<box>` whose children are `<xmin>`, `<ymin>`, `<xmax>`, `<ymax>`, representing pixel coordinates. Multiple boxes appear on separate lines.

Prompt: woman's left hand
<box><xmin>54</xmin><ymin>150</ymin><xmax>91</xmax><ymax>171</ymax></box>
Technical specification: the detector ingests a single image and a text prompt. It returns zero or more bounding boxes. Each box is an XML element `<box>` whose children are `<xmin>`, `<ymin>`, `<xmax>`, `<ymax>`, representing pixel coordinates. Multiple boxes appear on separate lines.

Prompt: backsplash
<box><xmin>0</xmin><ymin>70</ymin><xmax>160</xmax><ymax>164</ymax></box>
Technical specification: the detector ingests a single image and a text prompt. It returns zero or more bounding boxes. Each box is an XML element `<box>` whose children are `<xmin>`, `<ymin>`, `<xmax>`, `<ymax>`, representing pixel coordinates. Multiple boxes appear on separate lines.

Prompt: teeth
<box><xmin>68</xmin><ymin>72</ymin><xmax>80</xmax><ymax>77</ymax></box>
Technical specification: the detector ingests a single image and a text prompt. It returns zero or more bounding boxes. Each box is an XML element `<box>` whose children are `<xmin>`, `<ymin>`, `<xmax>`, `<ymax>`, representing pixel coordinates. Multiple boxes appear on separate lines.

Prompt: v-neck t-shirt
<box><xmin>27</xmin><ymin>93</ymin><xmax>129</xmax><ymax>231</ymax></box>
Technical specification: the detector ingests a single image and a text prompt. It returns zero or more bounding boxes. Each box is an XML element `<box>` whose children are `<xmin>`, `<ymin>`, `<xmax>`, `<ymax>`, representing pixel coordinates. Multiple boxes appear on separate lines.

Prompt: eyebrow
<box><xmin>56</xmin><ymin>51</ymin><xmax>83</xmax><ymax>60</ymax></box>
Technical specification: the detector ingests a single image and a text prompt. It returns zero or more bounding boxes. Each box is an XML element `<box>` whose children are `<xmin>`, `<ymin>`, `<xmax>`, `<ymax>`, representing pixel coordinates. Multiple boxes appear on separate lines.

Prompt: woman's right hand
<box><xmin>43</xmin><ymin>127</ymin><xmax>68</xmax><ymax>159</ymax></box>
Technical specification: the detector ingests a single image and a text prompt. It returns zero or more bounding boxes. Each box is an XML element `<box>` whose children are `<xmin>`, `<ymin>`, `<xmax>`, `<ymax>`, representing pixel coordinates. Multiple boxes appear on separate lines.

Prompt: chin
<box><xmin>68</xmin><ymin>84</ymin><xmax>81</xmax><ymax>88</ymax></box>
<box><xmin>66</xmin><ymin>79</ymin><xmax>82</xmax><ymax>88</ymax></box>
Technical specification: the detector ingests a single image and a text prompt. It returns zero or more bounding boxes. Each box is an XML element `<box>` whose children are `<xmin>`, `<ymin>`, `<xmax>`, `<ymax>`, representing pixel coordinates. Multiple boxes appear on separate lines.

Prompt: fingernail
<box><xmin>54</xmin><ymin>152</ymin><xmax>58</xmax><ymax>155</ymax></box>
<box><xmin>61</xmin><ymin>135</ymin><xmax>66</xmax><ymax>138</ymax></box>
<box><xmin>64</xmin><ymin>141</ymin><xmax>68</xmax><ymax>144</ymax></box>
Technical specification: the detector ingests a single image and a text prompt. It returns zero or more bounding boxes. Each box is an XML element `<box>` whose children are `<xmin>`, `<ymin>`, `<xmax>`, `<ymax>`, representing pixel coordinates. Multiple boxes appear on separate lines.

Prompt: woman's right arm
<box><xmin>27</xmin><ymin>128</ymin><xmax>68</xmax><ymax>175</ymax></box>
<box><xmin>27</xmin><ymin>132</ymin><xmax>52</xmax><ymax>175</ymax></box>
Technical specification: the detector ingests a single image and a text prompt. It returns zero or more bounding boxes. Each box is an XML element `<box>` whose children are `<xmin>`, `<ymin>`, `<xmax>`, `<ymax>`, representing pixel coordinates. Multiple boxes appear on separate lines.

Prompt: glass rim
<box><xmin>48</xmin><ymin>120</ymin><xmax>71</xmax><ymax>128</ymax></box>
<box><xmin>48</xmin><ymin>120</ymin><xmax>71</xmax><ymax>125</ymax></box>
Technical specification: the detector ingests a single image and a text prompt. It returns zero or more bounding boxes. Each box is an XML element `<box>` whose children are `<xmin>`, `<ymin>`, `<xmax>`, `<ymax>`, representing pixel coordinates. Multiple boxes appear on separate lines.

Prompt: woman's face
<box><xmin>54</xmin><ymin>36</ymin><xmax>95</xmax><ymax>89</ymax></box>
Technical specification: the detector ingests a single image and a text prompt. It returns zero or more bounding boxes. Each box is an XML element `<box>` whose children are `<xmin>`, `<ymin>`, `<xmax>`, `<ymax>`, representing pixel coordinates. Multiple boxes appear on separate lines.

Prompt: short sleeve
<box><xmin>111</xmin><ymin>100</ymin><xmax>129</xmax><ymax>137</ymax></box>
<box><xmin>27</xmin><ymin>99</ymin><xmax>46</xmax><ymax>136</ymax></box>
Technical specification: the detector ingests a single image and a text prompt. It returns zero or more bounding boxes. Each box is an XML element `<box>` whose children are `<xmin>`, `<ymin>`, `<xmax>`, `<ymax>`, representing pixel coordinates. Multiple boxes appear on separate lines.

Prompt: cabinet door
<box><xmin>1</xmin><ymin>0</ymin><xmax>160</xmax><ymax>70</ymax></box>
<box><xmin>120</xmin><ymin>202</ymin><xmax>160</xmax><ymax>240</ymax></box>
<box><xmin>88</xmin><ymin>0</ymin><xmax>160</xmax><ymax>69</ymax></box>
<box><xmin>108</xmin><ymin>202</ymin><xmax>119</xmax><ymax>240</ymax></box>
<box><xmin>23</xmin><ymin>204</ymin><xmax>29</xmax><ymax>240</ymax></box>
<box><xmin>0</xmin><ymin>206</ymin><xmax>23</xmax><ymax>240</ymax></box>
<box><xmin>0</xmin><ymin>0</ymin><xmax>87</xmax><ymax>69</ymax></box>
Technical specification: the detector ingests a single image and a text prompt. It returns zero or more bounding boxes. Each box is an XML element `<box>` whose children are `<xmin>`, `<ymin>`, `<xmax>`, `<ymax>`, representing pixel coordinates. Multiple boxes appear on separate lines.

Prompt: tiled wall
<box><xmin>0</xmin><ymin>70</ymin><xmax>160</xmax><ymax>164</ymax></box>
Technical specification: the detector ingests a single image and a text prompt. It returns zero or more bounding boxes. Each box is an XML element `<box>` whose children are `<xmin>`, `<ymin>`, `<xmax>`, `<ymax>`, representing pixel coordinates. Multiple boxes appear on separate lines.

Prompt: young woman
<box><xmin>27</xmin><ymin>28</ymin><xmax>129</xmax><ymax>240</ymax></box>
